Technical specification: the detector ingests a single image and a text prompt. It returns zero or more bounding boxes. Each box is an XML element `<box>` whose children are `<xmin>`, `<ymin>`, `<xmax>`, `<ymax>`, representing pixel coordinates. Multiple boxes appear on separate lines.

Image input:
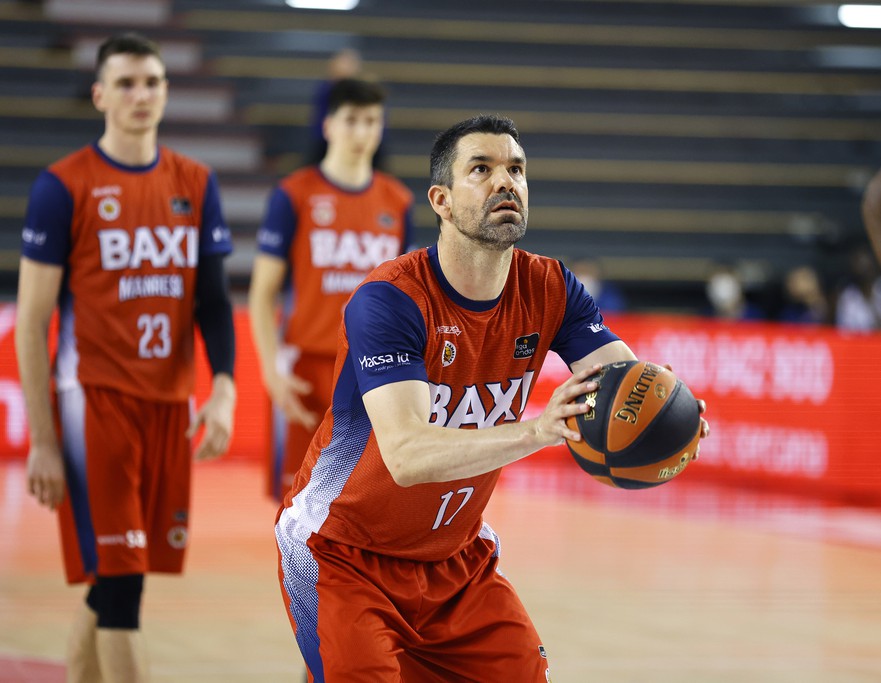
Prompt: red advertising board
<box><xmin>2</xmin><ymin>305</ymin><xmax>880</xmax><ymax>503</ymax></box>
<box><xmin>533</xmin><ymin>314</ymin><xmax>881</xmax><ymax>504</ymax></box>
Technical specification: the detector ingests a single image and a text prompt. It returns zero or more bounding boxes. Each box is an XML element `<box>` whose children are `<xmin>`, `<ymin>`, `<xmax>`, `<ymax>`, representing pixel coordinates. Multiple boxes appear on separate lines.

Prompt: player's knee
<box><xmin>86</xmin><ymin>574</ymin><xmax>144</xmax><ymax>629</ymax></box>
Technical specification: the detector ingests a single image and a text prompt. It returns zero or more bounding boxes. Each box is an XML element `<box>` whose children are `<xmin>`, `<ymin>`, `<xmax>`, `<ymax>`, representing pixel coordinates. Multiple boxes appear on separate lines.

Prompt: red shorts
<box><xmin>267</xmin><ymin>351</ymin><xmax>335</xmax><ymax>501</ymax></box>
<box><xmin>276</xmin><ymin>518</ymin><xmax>552</xmax><ymax>682</ymax></box>
<box><xmin>56</xmin><ymin>385</ymin><xmax>191</xmax><ymax>584</ymax></box>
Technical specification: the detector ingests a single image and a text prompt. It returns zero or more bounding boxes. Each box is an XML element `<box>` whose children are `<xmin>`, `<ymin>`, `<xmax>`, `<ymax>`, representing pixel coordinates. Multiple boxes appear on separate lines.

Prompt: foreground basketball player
<box><xmin>16</xmin><ymin>34</ymin><xmax>236</xmax><ymax>682</ymax></box>
<box><xmin>274</xmin><ymin>114</ymin><xmax>709</xmax><ymax>681</ymax></box>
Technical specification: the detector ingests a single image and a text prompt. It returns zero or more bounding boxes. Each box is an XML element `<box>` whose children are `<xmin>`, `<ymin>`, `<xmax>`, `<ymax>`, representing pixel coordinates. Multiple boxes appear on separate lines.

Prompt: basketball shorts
<box><xmin>56</xmin><ymin>384</ymin><xmax>192</xmax><ymax>584</ymax></box>
<box><xmin>267</xmin><ymin>349</ymin><xmax>336</xmax><ymax>501</ymax></box>
<box><xmin>276</xmin><ymin>520</ymin><xmax>552</xmax><ymax>682</ymax></box>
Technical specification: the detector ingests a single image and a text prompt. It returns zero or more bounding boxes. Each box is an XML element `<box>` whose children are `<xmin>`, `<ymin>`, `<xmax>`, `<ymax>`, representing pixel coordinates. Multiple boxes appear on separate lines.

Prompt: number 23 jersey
<box><xmin>283</xmin><ymin>245</ymin><xmax>619</xmax><ymax>562</ymax></box>
<box><xmin>21</xmin><ymin>143</ymin><xmax>233</xmax><ymax>401</ymax></box>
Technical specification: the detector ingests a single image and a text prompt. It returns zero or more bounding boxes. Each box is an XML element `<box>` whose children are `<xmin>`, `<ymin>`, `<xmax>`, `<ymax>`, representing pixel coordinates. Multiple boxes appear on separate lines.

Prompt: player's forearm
<box><xmin>209</xmin><ymin>372</ymin><xmax>237</xmax><ymax>404</ymax></box>
<box><xmin>378</xmin><ymin>417</ymin><xmax>551</xmax><ymax>487</ymax></box>
<box><xmin>15</xmin><ymin>320</ymin><xmax>59</xmax><ymax>449</ymax></box>
<box><xmin>247</xmin><ymin>292</ymin><xmax>280</xmax><ymax>386</ymax></box>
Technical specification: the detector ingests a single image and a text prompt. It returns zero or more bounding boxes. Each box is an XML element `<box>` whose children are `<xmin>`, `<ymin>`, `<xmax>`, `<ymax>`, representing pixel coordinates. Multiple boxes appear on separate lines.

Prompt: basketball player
<box><xmin>274</xmin><ymin>115</ymin><xmax>710</xmax><ymax>681</ymax></box>
<box><xmin>16</xmin><ymin>34</ymin><xmax>236</xmax><ymax>682</ymax></box>
<box><xmin>862</xmin><ymin>168</ymin><xmax>881</xmax><ymax>264</ymax></box>
<box><xmin>248</xmin><ymin>78</ymin><xmax>413</xmax><ymax>502</ymax></box>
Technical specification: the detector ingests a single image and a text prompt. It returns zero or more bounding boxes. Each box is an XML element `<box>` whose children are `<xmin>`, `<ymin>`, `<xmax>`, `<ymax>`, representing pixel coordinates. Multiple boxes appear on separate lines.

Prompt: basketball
<box><xmin>565</xmin><ymin>360</ymin><xmax>700</xmax><ymax>489</ymax></box>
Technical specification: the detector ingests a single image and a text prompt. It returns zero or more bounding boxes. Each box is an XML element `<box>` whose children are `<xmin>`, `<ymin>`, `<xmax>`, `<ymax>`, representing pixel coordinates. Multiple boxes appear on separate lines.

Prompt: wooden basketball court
<box><xmin>2</xmin><ymin>459</ymin><xmax>880</xmax><ymax>682</ymax></box>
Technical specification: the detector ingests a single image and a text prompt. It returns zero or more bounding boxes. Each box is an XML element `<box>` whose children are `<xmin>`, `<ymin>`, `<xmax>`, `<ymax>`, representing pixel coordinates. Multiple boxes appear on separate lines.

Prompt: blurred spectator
<box><xmin>704</xmin><ymin>265</ymin><xmax>764</xmax><ymax>320</ymax></box>
<box><xmin>835</xmin><ymin>247</ymin><xmax>881</xmax><ymax>331</ymax></box>
<box><xmin>305</xmin><ymin>48</ymin><xmax>387</xmax><ymax>170</ymax></box>
<box><xmin>569</xmin><ymin>258</ymin><xmax>627</xmax><ymax>312</ymax></box>
<box><xmin>862</xmin><ymin>168</ymin><xmax>881</xmax><ymax>265</ymax></box>
<box><xmin>779</xmin><ymin>265</ymin><xmax>829</xmax><ymax>325</ymax></box>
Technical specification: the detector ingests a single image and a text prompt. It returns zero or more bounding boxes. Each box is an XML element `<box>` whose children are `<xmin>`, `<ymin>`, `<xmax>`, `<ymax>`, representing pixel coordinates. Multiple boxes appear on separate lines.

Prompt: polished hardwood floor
<box><xmin>2</xmin><ymin>459</ymin><xmax>880</xmax><ymax>683</ymax></box>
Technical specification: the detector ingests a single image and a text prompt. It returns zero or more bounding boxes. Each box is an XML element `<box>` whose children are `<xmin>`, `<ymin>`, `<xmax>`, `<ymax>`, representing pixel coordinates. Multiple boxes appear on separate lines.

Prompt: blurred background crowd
<box><xmin>2</xmin><ymin>0</ymin><xmax>881</xmax><ymax>327</ymax></box>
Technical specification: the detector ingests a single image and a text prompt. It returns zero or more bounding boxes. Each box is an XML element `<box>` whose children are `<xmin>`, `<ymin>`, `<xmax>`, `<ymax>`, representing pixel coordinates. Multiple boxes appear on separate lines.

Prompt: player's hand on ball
<box><xmin>535</xmin><ymin>364</ymin><xmax>602</xmax><ymax>447</ymax></box>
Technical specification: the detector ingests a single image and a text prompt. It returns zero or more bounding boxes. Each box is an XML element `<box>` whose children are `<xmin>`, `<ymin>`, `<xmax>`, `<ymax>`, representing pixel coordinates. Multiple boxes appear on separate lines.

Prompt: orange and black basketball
<box><xmin>565</xmin><ymin>360</ymin><xmax>700</xmax><ymax>489</ymax></box>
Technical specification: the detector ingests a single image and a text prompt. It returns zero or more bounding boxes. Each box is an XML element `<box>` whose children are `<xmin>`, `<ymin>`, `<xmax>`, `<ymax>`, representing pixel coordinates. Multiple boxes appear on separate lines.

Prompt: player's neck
<box><xmin>319</xmin><ymin>153</ymin><xmax>373</xmax><ymax>190</ymax></box>
<box><xmin>97</xmin><ymin>130</ymin><xmax>158</xmax><ymax>167</ymax></box>
<box><xmin>436</xmin><ymin>235</ymin><xmax>513</xmax><ymax>302</ymax></box>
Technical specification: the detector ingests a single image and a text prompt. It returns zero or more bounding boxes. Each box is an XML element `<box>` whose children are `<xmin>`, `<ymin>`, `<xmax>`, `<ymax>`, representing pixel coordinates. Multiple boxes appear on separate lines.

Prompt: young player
<box><xmin>274</xmin><ymin>115</ymin><xmax>709</xmax><ymax>681</ymax></box>
<box><xmin>16</xmin><ymin>33</ymin><xmax>236</xmax><ymax>682</ymax></box>
<box><xmin>863</xmin><ymin>168</ymin><xmax>881</xmax><ymax>265</ymax></box>
<box><xmin>248</xmin><ymin>78</ymin><xmax>413</xmax><ymax>501</ymax></box>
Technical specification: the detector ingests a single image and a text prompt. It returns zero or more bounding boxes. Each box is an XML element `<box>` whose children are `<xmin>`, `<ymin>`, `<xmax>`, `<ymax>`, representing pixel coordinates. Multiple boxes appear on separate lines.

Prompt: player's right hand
<box><xmin>269</xmin><ymin>371</ymin><xmax>319</xmax><ymax>430</ymax></box>
<box><xmin>533</xmin><ymin>364</ymin><xmax>601</xmax><ymax>448</ymax></box>
<box><xmin>26</xmin><ymin>444</ymin><xmax>65</xmax><ymax>510</ymax></box>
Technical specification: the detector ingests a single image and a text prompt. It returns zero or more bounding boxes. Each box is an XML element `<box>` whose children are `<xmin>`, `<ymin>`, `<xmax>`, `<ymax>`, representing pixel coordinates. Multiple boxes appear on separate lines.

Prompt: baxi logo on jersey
<box><xmin>98</xmin><ymin>226</ymin><xmax>198</xmax><ymax>270</ymax></box>
<box><xmin>98</xmin><ymin>226</ymin><xmax>198</xmax><ymax>302</ymax></box>
<box><xmin>429</xmin><ymin>371</ymin><xmax>535</xmax><ymax>429</ymax></box>
<box><xmin>311</xmin><ymin>228</ymin><xmax>401</xmax><ymax>294</ymax></box>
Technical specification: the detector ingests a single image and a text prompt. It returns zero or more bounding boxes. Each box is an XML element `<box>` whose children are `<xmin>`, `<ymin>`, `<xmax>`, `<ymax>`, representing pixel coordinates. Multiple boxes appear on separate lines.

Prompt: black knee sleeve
<box><xmin>86</xmin><ymin>574</ymin><xmax>144</xmax><ymax>630</ymax></box>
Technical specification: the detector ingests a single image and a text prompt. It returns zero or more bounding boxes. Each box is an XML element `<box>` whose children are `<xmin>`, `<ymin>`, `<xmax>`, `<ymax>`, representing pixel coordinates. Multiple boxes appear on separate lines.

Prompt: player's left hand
<box><xmin>189</xmin><ymin>373</ymin><xmax>236</xmax><ymax>461</ymax></box>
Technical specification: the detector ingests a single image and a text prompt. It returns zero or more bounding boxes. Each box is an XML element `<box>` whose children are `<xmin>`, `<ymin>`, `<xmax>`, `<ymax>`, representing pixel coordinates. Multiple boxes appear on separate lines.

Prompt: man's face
<box><xmin>324</xmin><ymin>103</ymin><xmax>384</xmax><ymax>160</ymax></box>
<box><xmin>92</xmin><ymin>53</ymin><xmax>167</xmax><ymax>136</ymax></box>
<box><xmin>446</xmin><ymin>132</ymin><xmax>528</xmax><ymax>251</ymax></box>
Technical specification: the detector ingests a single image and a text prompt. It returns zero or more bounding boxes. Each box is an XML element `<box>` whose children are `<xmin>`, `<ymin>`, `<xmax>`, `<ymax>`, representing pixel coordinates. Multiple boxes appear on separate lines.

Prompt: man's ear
<box><xmin>428</xmin><ymin>185</ymin><xmax>451</xmax><ymax>222</ymax></box>
<box><xmin>91</xmin><ymin>82</ymin><xmax>104</xmax><ymax>112</ymax></box>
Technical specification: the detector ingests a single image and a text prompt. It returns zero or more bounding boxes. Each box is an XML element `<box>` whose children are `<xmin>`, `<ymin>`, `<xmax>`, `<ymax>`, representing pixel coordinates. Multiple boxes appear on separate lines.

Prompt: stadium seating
<box><xmin>1</xmin><ymin>0</ymin><xmax>880</xmax><ymax>312</ymax></box>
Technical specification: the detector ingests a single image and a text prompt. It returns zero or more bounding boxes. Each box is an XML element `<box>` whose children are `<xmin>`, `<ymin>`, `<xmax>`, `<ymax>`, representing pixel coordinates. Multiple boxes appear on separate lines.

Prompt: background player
<box><xmin>16</xmin><ymin>33</ymin><xmax>236</xmax><ymax>682</ymax></box>
<box><xmin>863</xmin><ymin>168</ymin><xmax>881</xmax><ymax>265</ymax></box>
<box><xmin>274</xmin><ymin>114</ymin><xmax>709</xmax><ymax>681</ymax></box>
<box><xmin>248</xmin><ymin>78</ymin><xmax>413</xmax><ymax>501</ymax></box>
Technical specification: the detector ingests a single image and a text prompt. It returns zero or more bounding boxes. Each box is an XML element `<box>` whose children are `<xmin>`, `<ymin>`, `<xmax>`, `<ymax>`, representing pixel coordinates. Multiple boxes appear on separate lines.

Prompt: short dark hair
<box><xmin>326</xmin><ymin>78</ymin><xmax>386</xmax><ymax>115</ymax></box>
<box><xmin>96</xmin><ymin>33</ymin><xmax>163</xmax><ymax>80</ymax></box>
<box><xmin>429</xmin><ymin>115</ymin><xmax>522</xmax><ymax>188</ymax></box>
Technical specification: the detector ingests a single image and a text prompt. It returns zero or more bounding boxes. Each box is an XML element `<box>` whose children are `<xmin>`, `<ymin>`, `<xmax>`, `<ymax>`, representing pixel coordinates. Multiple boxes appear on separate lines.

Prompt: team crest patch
<box><xmin>167</xmin><ymin>525</ymin><xmax>188</xmax><ymax>549</ymax></box>
<box><xmin>442</xmin><ymin>340</ymin><xmax>456</xmax><ymax>367</ymax></box>
<box><xmin>311</xmin><ymin>197</ymin><xmax>336</xmax><ymax>226</ymax></box>
<box><xmin>377</xmin><ymin>212</ymin><xmax>395</xmax><ymax>228</ymax></box>
<box><xmin>98</xmin><ymin>196</ymin><xmax>121</xmax><ymax>221</ymax></box>
<box><xmin>513</xmin><ymin>333</ymin><xmax>539</xmax><ymax>359</ymax></box>
<box><xmin>171</xmin><ymin>196</ymin><xmax>192</xmax><ymax>215</ymax></box>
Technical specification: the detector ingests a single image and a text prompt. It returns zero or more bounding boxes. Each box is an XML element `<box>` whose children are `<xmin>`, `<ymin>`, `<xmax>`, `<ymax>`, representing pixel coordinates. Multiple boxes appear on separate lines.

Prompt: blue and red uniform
<box><xmin>21</xmin><ymin>142</ymin><xmax>232</xmax><ymax>583</ymax></box>
<box><xmin>257</xmin><ymin>166</ymin><xmax>412</xmax><ymax>499</ymax></box>
<box><xmin>276</xmin><ymin>245</ymin><xmax>619</xmax><ymax>681</ymax></box>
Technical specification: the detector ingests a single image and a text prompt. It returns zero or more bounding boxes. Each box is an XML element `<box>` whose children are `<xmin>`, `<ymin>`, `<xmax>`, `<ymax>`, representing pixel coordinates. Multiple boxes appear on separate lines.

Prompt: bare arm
<box><xmin>363</xmin><ymin>337</ymin><xmax>709</xmax><ymax>487</ymax></box>
<box><xmin>363</xmin><ymin>369</ymin><xmax>597</xmax><ymax>487</ymax></box>
<box><xmin>363</xmin><ymin>340</ymin><xmax>637</xmax><ymax>487</ymax></box>
<box><xmin>15</xmin><ymin>257</ymin><xmax>65</xmax><ymax>509</ymax></box>
<box><xmin>862</xmin><ymin>169</ymin><xmax>881</xmax><ymax>265</ymax></box>
<box><xmin>247</xmin><ymin>253</ymin><xmax>316</xmax><ymax>428</ymax></box>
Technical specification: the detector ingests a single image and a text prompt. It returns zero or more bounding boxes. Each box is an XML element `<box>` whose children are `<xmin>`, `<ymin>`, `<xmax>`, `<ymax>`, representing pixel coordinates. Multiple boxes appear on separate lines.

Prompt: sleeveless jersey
<box><xmin>281</xmin><ymin>246</ymin><xmax>619</xmax><ymax>562</ymax></box>
<box><xmin>256</xmin><ymin>166</ymin><xmax>413</xmax><ymax>356</ymax></box>
<box><xmin>21</xmin><ymin>143</ymin><xmax>232</xmax><ymax>402</ymax></box>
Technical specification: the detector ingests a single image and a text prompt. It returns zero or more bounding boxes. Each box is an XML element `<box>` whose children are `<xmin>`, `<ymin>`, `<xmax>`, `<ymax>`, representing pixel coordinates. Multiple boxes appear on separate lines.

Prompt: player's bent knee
<box><xmin>86</xmin><ymin>574</ymin><xmax>144</xmax><ymax>630</ymax></box>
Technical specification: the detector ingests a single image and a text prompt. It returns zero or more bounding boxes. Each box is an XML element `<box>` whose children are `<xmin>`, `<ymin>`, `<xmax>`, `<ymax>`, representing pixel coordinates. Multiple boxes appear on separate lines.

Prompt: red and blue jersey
<box><xmin>21</xmin><ymin>143</ymin><xmax>232</xmax><ymax>401</ymax></box>
<box><xmin>280</xmin><ymin>246</ymin><xmax>619</xmax><ymax>562</ymax></box>
<box><xmin>256</xmin><ymin>166</ymin><xmax>413</xmax><ymax>357</ymax></box>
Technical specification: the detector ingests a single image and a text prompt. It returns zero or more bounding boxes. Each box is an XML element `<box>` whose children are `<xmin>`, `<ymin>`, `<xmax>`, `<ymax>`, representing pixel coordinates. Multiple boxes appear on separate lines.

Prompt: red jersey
<box><xmin>21</xmin><ymin>143</ymin><xmax>233</xmax><ymax>401</ymax></box>
<box><xmin>280</xmin><ymin>246</ymin><xmax>619</xmax><ymax>561</ymax></box>
<box><xmin>256</xmin><ymin>166</ymin><xmax>413</xmax><ymax>356</ymax></box>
